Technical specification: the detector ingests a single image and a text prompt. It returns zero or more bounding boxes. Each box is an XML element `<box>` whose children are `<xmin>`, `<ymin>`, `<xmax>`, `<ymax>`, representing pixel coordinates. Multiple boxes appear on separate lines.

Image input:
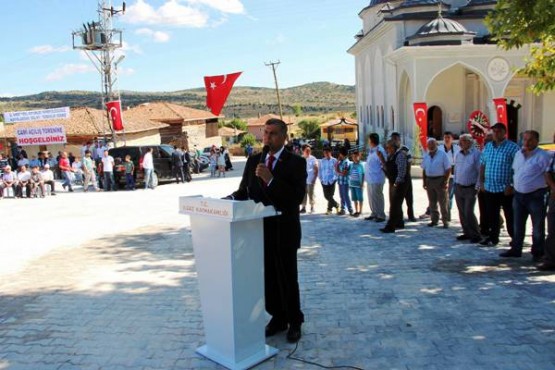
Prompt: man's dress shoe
<box><xmin>265</xmin><ymin>318</ymin><xmax>287</xmax><ymax>337</ymax></box>
<box><xmin>286</xmin><ymin>324</ymin><xmax>302</xmax><ymax>343</ymax></box>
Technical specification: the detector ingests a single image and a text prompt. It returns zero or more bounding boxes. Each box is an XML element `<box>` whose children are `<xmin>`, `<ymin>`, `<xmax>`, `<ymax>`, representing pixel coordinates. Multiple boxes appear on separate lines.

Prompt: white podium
<box><xmin>179</xmin><ymin>196</ymin><xmax>279</xmax><ymax>370</ymax></box>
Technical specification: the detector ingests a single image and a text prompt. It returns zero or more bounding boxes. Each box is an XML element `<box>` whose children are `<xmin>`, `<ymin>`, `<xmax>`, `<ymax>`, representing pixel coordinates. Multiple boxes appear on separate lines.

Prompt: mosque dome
<box><xmin>407</xmin><ymin>16</ymin><xmax>476</xmax><ymax>46</ymax></box>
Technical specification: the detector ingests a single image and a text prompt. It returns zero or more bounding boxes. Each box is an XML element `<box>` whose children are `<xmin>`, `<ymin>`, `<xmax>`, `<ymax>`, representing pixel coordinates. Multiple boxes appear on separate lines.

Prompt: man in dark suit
<box><xmin>171</xmin><ymin>146</ymin><xmax>185</xmax><ymax>183</ymax></box>
<box><xmin>228</xmin><ymin>118</ymin><xmax>307</xmax><ymax>343</ymax></box>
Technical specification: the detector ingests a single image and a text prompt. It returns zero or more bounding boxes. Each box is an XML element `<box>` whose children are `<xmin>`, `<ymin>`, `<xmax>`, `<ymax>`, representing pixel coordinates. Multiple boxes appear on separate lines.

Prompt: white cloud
<box><xmin>135</xmin><ymin>28</ymin><xmax>171</xmax><ymax>42</ymax></box>
<box><xmin>188</xmin><ymin>0</ymin><xmax>245</xmax><ymax>14</ymax></box>
<box><xmin>0</xmin><ymin>93</ymin><xmax>15</xmax><ymax>98</ymax></box>
<box><xmin>117</xmin><ymin>67</ymin><xmax>136</xmax><ymax>76</ymax></box>
<box><xmin>125</xmin><ymin>0</ymin><xmax>209</xmax><ymax>27</ymax></box>
<box><xmin>122</xmin><ymin>41</ymin><xmax>144</xmax><ymax>55</ymax></box>
<box><xmin>266</xmin><ymin>33</ymin><xmax>286</xmax><ymax>46</ymax></box>
<box><xmin>45</xmin><ymin>64</ymin><xmax>96</xmax><ymax>81</ymax></box>
<box><xmin>29</xmin><ymin>45</ymin><xmax>71</xmax><ymax>54</ymax></box>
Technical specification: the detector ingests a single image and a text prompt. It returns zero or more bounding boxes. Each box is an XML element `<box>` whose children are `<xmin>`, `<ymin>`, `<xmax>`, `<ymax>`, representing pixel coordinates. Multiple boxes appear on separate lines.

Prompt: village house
<box><xmin>246</xmin><ymin>114</ymin><xmax>296</xmax><ymax>141</ymax></box>
<box><xmin>124</xmin><ymin>102</ymin><xmax>223</xmax><ymax>149</ymax></box>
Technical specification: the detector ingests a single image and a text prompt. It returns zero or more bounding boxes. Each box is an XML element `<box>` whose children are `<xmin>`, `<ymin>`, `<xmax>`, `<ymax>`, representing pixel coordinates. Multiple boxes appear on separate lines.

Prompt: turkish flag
<box><xmin>493</xmin><ymin>98</ymin><xmax>508</xmax><ymax>128</ymax></box>
<box><xmin>106</xmin><ymin>100</ymin><xmax>124</xmax><ymax>131</ymax></box>
<box><xmin>413</xmin><ymin>102</ymin><xmax>428</xmax><ymax>151</ymax></box>
<box><xmin>204</xmin><ymin>72</ymin><xmax>242</xmax><ymax>116</ymax></box>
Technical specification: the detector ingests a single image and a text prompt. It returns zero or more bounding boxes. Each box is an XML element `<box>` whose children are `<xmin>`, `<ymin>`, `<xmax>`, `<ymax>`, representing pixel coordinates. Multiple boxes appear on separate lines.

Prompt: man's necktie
<box><xmin>265</xmin><ymin>154</ymin><xmax>275</xmax><ymax>186</ymax></box>
<box><xmin>267</xmin><ymin>154</ymin><xmax>275</xmax><ymax>172</ymax></box>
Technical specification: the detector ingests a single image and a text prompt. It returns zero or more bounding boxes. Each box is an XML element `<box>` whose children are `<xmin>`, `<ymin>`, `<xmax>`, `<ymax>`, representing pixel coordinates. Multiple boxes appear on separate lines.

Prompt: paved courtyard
<box><xmin>1</xmin><ymin>157</ymin><xmax>554</xmax><ymax>370</ymax></box>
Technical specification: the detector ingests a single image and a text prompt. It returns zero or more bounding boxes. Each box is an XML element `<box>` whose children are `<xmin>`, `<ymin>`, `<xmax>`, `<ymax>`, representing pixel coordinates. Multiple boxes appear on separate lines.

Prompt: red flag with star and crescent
<box><xmin>413</xmin><ymin>102</ymin><xmax>428</xmax><ymax>151</ymax></box>
<box><xmin>106</xmin><ymin>100</ymin><xmax>124</xmax><ymax>131</ymax></box>
<box><xmin>493</xmin><ymin>97</ymin><xmax>508</xmax><ymax>128</ymax></box>
<box><xmin>204</xmin><ymin>72</ymin><xmax>242</xmax><ymax>116</ymax></box>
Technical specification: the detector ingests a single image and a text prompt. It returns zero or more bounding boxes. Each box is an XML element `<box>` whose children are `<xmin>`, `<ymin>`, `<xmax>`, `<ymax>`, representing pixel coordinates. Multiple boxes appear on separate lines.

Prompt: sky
<box><xmin>0</xmin><ymin>0</ymin><xmax>369</xmax><ymax>97</ymax></box>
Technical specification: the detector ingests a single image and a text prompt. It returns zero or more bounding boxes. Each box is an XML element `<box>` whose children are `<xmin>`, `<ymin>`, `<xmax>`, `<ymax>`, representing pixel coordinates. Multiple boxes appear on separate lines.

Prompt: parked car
<box><xmin>108</xmin><ymin>145</ymin><xmax>176</xmax><ymax>188</ymax></box>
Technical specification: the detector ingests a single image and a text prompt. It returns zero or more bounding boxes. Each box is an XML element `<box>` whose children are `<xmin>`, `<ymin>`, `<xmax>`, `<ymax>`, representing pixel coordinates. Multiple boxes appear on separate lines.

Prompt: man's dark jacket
<box><xmin>231</xmin><ymin>148</ymin><xmax>307</xmax><ymax>248</ymax></box>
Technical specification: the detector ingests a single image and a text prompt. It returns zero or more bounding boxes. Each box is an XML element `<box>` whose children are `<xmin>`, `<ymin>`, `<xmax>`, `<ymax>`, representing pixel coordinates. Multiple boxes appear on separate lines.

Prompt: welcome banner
<box><xmin>16</xmin><ymin>126</ymin><xmax>67</xmax><ymax>146</ymax></box>
<box><xmin>3</xmin><ymin>107</ymin><xmax>70</xmax><ymax>124</ymax></box>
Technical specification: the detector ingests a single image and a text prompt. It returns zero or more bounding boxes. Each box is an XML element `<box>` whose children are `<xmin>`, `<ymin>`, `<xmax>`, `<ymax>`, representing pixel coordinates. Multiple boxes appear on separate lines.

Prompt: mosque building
<box><xmin>348</xmin><ymin>0</ymin><xmax>555</xmax><ymax>149</ymax></box>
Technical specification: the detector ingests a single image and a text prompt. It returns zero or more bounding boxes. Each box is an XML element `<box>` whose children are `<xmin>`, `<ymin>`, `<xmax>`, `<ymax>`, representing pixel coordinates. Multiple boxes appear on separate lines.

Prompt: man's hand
<box><xmin>423</xmin><ymin>180</ymin><xmax>427</xmax><ymax>190</ymax></box>
<box><xmin>504</xmin><ymin>185</ymin><xmax>514</xmax><ymax>196</ymax></box>
<box><xmin>256</xmin><ymin>164</ymin><xmax>273</xmax><ymax>184</ymax></box>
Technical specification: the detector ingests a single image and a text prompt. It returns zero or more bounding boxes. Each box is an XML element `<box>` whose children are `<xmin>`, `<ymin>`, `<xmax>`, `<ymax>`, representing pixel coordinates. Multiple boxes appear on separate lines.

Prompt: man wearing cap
<box><xmin>478</xmin><ymin>123</ymin><xmax>520</xmax><ymax>246</ymax></box>
<box><xmin>0</xmin><ymin>165</ymin><xmax>17</xmax><ymax>198</ymax></box>
<box><xmin>499</xmin><ymin>130</ymin><xmax>550</xmax><ymax>261</ymax></box>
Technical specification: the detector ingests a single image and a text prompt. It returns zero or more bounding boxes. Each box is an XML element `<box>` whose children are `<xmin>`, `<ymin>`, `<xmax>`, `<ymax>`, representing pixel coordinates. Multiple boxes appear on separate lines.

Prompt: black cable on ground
<box><xmin>284</xmin><ymin>340</ymin><xmax>365</xmax><ymax>370</ymax></box>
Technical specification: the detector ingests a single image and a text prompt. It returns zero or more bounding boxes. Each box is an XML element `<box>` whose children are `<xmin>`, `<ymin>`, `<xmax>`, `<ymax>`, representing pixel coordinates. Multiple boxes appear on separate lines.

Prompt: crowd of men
<box><xmin>300</xmin><ymin>124</ymin><xmax>555</xmax><ymax>272</ymax></box>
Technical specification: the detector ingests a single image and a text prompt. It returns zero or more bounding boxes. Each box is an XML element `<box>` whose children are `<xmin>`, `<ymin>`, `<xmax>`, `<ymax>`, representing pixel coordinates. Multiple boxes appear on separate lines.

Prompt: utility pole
<box><xmin>265</xmin><ymin>61</ymin><xmax>284</xmax><ymax>120</ymax></box>
<box><xmin>72</xmin><ymin>0</ymin><xmax>125</xmax><ymax>146</ymax></box>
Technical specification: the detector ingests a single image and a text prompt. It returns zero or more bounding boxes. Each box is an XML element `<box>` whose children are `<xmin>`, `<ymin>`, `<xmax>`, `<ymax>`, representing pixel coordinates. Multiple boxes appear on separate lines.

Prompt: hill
<box><xmin>0</xmin><ymin>82</ymin><xmax>355</xmax><ymax>119</ymax></box>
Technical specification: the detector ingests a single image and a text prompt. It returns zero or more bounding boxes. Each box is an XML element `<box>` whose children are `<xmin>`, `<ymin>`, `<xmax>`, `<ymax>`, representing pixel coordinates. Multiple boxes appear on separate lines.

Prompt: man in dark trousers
<box><xmin>171</xmin><ymin>146</ymin><xmax>185</xmax><ymax>183</ymax></box>
<box><xmin>227</xmin><ymin>118</ymin><xmax>307</xmax><ymax>343</ymax></box>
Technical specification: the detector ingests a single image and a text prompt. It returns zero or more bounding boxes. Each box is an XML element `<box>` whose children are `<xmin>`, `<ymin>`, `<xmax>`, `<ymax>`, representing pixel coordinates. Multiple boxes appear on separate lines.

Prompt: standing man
<box><xmin>59</xmin><ymin>152</ymin><xmax>74</xmax><ymax>192</ymax></box>
<box><xmin>454</xmin><ymin>134</ymin><xmax>482</xmax><ymax>243</ymax></box>
<box><xmin>319</xmin><ymin>146</ymin><xmax>339</xmax><ymax>215</ymax></box>
<box><xmin>439</xmin><ymin>131</ymin><xmax>460</xmax><ymax>221</ymax></box>
<box><xmin>101</xmin><ymin>150</ymin><xmax>115</xmax><ymax>192</ymax></box>
<box><xmin>300</xmin><ymin>144</ymin><xmax>318</xmax><ymax>214</ymax></box>
<box><xmin>478</xmin><ymin>123</ymin><xmax>520</xmax><ymax>246</ymax></box>
<box><xmin>172</xmin><ymin>146</ymin><xmax>185</xmax><ymax>183</ymax></box>
<box><xmin>421</xmin><ymin>138</ymin><xmax>452</xmax><ymax>228</ymax></box>
<box><xmin>390</xmin><ymin>132</ymin><xmax>416</xmax><ymax>222</ymax></box>
<box><xmin>142</xmin><ymin>147</ymin><xmax>155</xmax><ymax>189</ymax></box>
<box><xmin>380</xmin><ymin>139</ymin><xmax>410</xmax><ymax>233</ymax></box>
<box><xmin>500</xmin><ymin>130</ymin><xmax>550</xmax><ymax>260</ymax></box>
<box><xmin>538</xmin><ymin>147</ymin><xmax>555</xmax><ymax>271</ymax></box>
<box><xmin>364</xmin><ymin>133</ymin><xmax>387</xmax><ymax>222</ymax></box>
<box><xmin>82</xmin><ymin>150</ymin><xmax>100</xmax><ymax>192</ymax></box>
<box><xmin>227</xmin><ymin>118</ymin><xmax>307</xmax><ymax>343</ymax></box>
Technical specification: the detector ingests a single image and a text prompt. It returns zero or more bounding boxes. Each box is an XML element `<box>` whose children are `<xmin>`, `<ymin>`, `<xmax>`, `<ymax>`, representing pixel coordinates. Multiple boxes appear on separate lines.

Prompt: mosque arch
<box><xmin>398</xmin><ymin>71</ymin><xmax>412</xmax><ymax>141</ymax></box>
<box><xmin>424</xmin><ymin>61</ymin><xmax>493</xmax><ymax>101</ymax></box>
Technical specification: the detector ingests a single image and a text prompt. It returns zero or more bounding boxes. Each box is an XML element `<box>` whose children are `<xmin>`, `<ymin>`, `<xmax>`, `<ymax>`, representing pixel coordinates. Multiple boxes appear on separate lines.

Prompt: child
<box><xmin>349</xmin><ymin>151</ymin><xmax>365</xmax><ymax>217</ymax></box>
<box><xmin>124</xmin><ymin>154</ymin><xmax>135</xmax><ymax>190</ymax></box>
<box><xmin>217</xmin><ymin>149</ymin><xmax>226</xmax><ymax>177</ymax></box>
<box><xmin>335</xmin><ymin>146</ymin><xmax>353</xmax><ymax>215</ymax></box>
<box><xmin>209</xmin><ymin>149</ymin><xmax>218</xmax><ymax>177</ymax></box>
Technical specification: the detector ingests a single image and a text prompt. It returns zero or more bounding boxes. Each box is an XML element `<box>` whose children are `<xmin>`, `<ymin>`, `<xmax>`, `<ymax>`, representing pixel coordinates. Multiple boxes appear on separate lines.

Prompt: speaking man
<box><xmin>227</xmin><ymin>118</ymin><xmax>307</xmax><ymax>343</ymax></box>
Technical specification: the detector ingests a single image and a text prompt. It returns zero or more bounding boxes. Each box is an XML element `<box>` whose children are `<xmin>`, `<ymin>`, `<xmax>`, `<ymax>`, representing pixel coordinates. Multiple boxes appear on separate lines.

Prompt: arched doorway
<box><xmin>427</xmin><ymin>106</ymin><xmax>443</xmax><ymax>139</ymax></box>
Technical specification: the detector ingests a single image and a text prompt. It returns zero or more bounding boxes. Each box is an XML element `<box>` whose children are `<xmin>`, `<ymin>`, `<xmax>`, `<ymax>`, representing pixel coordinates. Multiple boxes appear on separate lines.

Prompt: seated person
<box><xmin>40</xmin><ymin>164</ymin><xmax>57</xmax><ymax>195</ymax></box>
<box><xmin>16</xmin><ymin>165</ymin><xmax>32</xmax><ymax>198</ymax></box>
<box><xmin>0</xmin><ymin>165</ymin><xmax>17</xmax><ymax>197</ymax></box>
<box><xmin>30</xmin><ymin>165</ymin><xmax>46</xmax><ymax>197</ymax></box>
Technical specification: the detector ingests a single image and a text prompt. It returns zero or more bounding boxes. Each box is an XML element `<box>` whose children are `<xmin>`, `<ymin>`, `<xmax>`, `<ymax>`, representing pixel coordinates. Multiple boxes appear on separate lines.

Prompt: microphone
<box><xmin>260</xmin><ymin>145</ymin><xmax>270</xmax><ymax>164</ymax></box>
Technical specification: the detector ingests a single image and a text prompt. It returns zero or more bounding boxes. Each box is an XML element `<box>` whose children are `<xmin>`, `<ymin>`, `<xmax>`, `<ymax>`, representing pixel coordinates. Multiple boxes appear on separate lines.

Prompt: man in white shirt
<box><xmin>364</xmin><ymin>133</ymin><xmax>387</xmax><ymax>222</ymax></box>
<box><xmin>300</xmin><ymin>144</ymin><xmax>318</xmax><ymax>213</ymax></box>
<box><xmin>0</xmin><ymin>165</ymin><xmax>17</xmax><ymax>198</ymax></box>
<box><xmin>439</xmin><ymin>131</ymin><xmax>461</xmax><ymax>221</ymax></box>
<box><xmin>142</xmin><ymin>147</ymin><xmax>155</xmax><ymax>189</ymax></box>
<box><xmin>101</xmin><ymin>150</ymin><xmax>115</xmax><ymax>191</ymax></box>
<box><xmin>16</xmin><ymin>165</ymin><xmax>32</xmax><ymax>198</ymax></box>
<box><xmin>500</xmin><ymin>130</ymin><xmax>551</xmax><ymax>261</ymax></box>
<box><xmin>421</xmin><ymin>138</ymin><xmax>452</xmax><ymax>228</ymax></box>
<box><xmin>40</xmin><ymin>164</ymin><xmax>57</xmax><ymax>195</ymax></box>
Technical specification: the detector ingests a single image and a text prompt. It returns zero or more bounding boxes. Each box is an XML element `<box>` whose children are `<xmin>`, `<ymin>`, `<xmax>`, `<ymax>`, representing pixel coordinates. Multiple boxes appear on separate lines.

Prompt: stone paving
<box><xmin>1</xmin><ymin>157</ymin><xmax>554</xmax><ymax>370</ymax></box>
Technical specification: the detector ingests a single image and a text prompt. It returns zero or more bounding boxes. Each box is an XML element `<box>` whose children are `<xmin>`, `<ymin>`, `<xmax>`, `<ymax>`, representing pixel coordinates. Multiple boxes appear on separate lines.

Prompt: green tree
<box><xmin>486</xmin><ymin>0</ymin><xmax>555</xmax><ymax>93</ymax></box>
<box><xmin>240</xmin><ymin>133</ymin><xmax>257</xmax><ymax>147</ymax></box>
<box><xmin>298</xmin><ymin>119</ymin><xmax>321</xmax><ymax>139</ymax></box>
<box><xmin>225</xmin><ymin>118</ymin><xmax>247</xmax><ymax>131</ymax></box>
<box><xmin>292</xmin><ymin>103</ymin><xmax>303</xmax><ymax>117</ymax></box>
